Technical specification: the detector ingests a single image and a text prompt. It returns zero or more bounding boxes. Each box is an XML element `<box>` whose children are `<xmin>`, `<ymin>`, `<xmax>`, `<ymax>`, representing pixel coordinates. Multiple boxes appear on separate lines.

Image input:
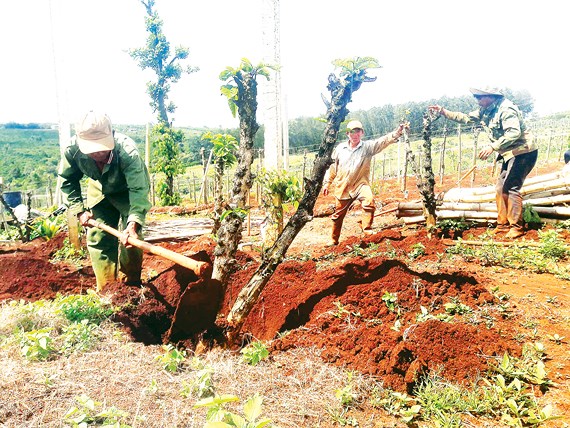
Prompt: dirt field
<box><xmin>1</xmin><ymin>169</ymin><xmax>569</xmax><ymax>427</ymax></box>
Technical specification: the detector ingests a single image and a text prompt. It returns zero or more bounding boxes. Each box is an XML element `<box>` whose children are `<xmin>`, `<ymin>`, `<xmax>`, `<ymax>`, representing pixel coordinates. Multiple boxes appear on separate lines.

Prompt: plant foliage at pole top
<box><xmin>151</xmin><ymin>122</ymin><xmax>185</xmax><ymax>206</ymax></box>
<box><xmin>219</xmin><ymin>58</ymin><xmax>278</xmax><ymax>118</ymax></box>
<box><xmin>320</xmin><ymin>56</ymin><xmax>381</xmax><ymax>112</ymax></box>
<box><xmin>129</xmin><ymin>0</ymin><xmax>198</xmax><ymax>124</ymax></box>
<box><xmin>332</xmin><ymin>56</ymin><xmax>381</xmax><ymax>78</ymax></box>
<box><xmin>256</xmin><ymin>168</ymin><xmax>303</xmax><ymax>210</ymax></box>
<box><xmin>201</xmin><ymin>132</ymin><xmax>238</xmax><ymax>169</ymax></box>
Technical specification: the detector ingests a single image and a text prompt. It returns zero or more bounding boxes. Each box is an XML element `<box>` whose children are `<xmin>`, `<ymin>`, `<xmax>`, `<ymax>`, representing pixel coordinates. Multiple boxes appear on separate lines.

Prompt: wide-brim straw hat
<box><xmin>469</xmin><ymin>87</ymin><xmax>504</xmax><ymax>97</ymax></box>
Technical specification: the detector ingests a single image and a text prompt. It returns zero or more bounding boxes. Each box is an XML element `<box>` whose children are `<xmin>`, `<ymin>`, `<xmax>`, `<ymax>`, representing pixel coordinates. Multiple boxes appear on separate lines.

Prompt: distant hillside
<box><xmin>0</xmin><ymin>128</ymin><xmax>61</xmax><ymax>191</ymax></box>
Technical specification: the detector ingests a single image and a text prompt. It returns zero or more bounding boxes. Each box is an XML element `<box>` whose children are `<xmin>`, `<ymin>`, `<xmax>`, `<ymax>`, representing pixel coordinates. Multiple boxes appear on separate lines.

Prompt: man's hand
<box><xmin>395</xmin><ymin>121</ymin><xmax>410</xmax><ymax>140</ymax></box>
<box><xmin>428</xmin><ymin>105</ymin><xmax>445</xmax><ymax>117</ymax></box>
<box><xmin>121</xmin><ymin>222</ymin><xmax>140</xmax><ymax>248</ymax></box>
<box><xmin>478</xmin><ymin>145</ymin><xmax>494</xmax><ymax>160</ymax></box>
<box><xmin>78</xmin><ymin>211</ymin><xmax>93</xmax><ymax>226</ymax></box>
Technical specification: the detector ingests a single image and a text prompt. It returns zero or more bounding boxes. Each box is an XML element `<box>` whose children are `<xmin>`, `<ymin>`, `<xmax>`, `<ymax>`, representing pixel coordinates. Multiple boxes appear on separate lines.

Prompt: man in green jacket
<box><xmin>58</xmin><ymin>111</ymin><xmax>151</xmax><ymax>290</ymax></box>
<box><xmin>430</xmin><ymin>87</ymin><xmax>538</xmax><ymax>239</ymax></box>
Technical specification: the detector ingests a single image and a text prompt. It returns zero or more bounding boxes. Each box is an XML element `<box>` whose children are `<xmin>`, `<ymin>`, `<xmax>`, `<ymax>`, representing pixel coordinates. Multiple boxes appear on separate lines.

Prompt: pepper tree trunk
<box><xmin>227</xmin><ymin>71</ymin><xmax>373</xmax><ymax>335</ymax></box>
<box><xmin>211</xmin><ymin>72</ymin><xmax>259</xmax><ymax>285</ymax></box>
<box><xmin>419</xmin><ymin>111</ymin><xmax>438</xmax><ymax>231</ymax></box>
<box><xmin>212</xmin><ymin>162</ymin><xmax>225</xmax><ymax>234</ymax></box>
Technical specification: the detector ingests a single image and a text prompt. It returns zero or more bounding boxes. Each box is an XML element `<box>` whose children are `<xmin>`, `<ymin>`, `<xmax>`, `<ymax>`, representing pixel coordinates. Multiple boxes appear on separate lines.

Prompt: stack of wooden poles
<box><xmin>397</xmin><ymin>165</ymin><xmax>570</xmax><ymax>225</ymax></box>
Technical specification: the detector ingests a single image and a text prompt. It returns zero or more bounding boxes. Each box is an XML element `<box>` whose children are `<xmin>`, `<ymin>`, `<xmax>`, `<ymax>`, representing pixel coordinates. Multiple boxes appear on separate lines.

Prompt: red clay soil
<box><xmin>0</xmin><ymin>227</ymin><xmax>521</xmax><ymax>393</ymax></box>
<box><xmin>222</xmin><ymin>229</ymin><xmax>520</xmax><ymax>392</ymax></box>
<box><xmin>0</xmin><ymin>234</ymin><xmax>96</xmax><ymax>301</ymax></box>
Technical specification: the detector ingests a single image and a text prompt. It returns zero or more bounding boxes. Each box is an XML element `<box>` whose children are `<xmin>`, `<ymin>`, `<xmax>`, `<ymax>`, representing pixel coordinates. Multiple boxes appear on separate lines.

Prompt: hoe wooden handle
<box><xmin>85</xmin><ymin>219</ymin><xmax>208</xmax><ymax>276</ymax></box>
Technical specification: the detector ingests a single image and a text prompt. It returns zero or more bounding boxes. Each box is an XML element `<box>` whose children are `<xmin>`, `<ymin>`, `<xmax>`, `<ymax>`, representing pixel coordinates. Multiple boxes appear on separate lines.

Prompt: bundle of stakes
<box><xmin>397</xmin><ymin>164</ymin><xmax>570</xmax><ymax>225</ymax></box>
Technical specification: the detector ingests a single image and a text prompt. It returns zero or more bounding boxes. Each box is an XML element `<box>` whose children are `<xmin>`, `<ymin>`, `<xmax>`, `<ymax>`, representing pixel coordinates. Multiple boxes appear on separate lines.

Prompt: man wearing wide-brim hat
<box><xmin>429</xmin><ymin>87</ymin><xmax>538</xmax><ymax>239</ymax></box>
<box><xmin>58</xmin><ymin>110</ymin><xmax>151</xmax><ymax>290</ymax></box>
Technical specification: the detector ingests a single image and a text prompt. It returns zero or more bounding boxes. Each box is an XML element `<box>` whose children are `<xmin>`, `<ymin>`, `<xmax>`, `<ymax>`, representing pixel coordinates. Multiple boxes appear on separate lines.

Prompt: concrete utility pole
<box><xmin>260</xmin><ymin>0</ymin><xmax>289</xmax><ymax>171</ymax></box>
<box><xmin>49</xmin><ymin>0</ymin><xmax>71</xmax><ymax>205</ymax></box>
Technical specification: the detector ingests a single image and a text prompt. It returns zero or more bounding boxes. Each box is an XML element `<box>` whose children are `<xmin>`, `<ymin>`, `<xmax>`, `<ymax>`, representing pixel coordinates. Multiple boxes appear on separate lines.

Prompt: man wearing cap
<box><xmin>322</xmin><ymin>120</ymin><xmax>407</xmax><ymax>246</ymax></box>
<box><xmin>58</xmin><ymin>110</ymin><xmax>151</xmax><ymax>290</ymax></box>
<box><xmin>430</xmin><ymin>88</ymin><xmax>538</xmax><ymax>239</ymax></box>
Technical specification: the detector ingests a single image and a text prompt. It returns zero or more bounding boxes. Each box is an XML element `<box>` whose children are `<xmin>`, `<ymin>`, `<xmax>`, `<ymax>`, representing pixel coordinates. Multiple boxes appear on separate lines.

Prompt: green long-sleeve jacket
<box><xmin>58</xmin><ymin>132</ymin><xmax>151</xmax><ymax>226</ymax></box>
<box><xmin>443</xmin><ymin>98</ymin><xmax>537</xmax><ymax>161</ymax></box>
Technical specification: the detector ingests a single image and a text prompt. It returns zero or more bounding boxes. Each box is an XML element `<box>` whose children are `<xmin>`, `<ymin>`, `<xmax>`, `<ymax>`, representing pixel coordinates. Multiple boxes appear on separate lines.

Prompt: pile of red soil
<box><xmin>0</xmin><ymin>228</ymin><xmax>520</xmax><ymax>392</ymax></box>
<box><xmin>222</xmin><ymin>230</ymin><xmax>519</xmax><ymax>392</ymax></box>
<box><xmin>0</xmin><ymin>234</ymin><xmax>96</xmax><ymax>301</ymax></box>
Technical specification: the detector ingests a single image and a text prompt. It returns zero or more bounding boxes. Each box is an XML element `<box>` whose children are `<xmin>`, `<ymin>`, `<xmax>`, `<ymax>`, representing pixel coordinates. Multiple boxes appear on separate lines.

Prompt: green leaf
<box><xmin>229</xmin><ymin>413</ymin><xmax>247</xmax><ymax>427</ymax></box>
<box><xmin>243</xmin><ymin>394</ymin><xmax>263</xmax><ymax>421</ymax></box>
<box><xmin>194</xmin><ymin>394</ymin><xmax>240</xmax><ymax>408</ymax></box>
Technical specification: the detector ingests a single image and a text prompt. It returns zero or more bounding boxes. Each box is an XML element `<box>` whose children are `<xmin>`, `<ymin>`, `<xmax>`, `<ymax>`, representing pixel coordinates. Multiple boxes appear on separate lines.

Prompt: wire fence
<box><xmin>4</xmin><ymin>124</ymin><xmax>570</xmax><ymax>212</ymax></box>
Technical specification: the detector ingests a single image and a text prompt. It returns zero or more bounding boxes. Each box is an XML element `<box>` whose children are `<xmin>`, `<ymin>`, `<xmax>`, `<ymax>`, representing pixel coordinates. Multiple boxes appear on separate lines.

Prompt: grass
<box><xmin>0</xmin><ymin>318</ymin><xmax>372</xmax><ymax>426</ymax></box>
<box><xmin>446</xmin><ymin>229</ymin><xmax>570</xmax><ymax>279</ymax></box>
<box><xmin>0</xmin><ymin>292</ymin><xmax>564</xmax><ymax>427</ymax></box>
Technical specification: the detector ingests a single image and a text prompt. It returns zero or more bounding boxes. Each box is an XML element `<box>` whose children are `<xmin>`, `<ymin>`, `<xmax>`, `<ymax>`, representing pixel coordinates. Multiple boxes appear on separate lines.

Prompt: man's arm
<box><xmin>429</xmin><ymin>105</ymin><xmax>479</xmax><ymax>125</ymax></box>
<box><xmin>120</xmin><ymin>143</ymin><xmax>152</xmax><ymax>227</ymax></box>
<box><xmin>370</xmin><ymin>123</ymin><xmax>407</xmax><ymax>155</ymax></box>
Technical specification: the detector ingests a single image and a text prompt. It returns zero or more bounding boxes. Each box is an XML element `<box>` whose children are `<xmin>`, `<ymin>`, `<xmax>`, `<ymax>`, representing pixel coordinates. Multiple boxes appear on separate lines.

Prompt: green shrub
<box><xmin>54</xmin><ymin>290</ymin><xmax>116</xmax><ymax>324</ymax></box>
<box><xmin>240</xmin><ymin>341</ymin><xmax>269</xmax><ymax>366</ymax></box>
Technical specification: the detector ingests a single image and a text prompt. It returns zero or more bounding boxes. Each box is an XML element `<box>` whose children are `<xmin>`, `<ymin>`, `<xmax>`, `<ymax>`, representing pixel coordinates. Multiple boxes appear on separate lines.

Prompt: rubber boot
<box><xmin>87</xmin><ymin>224</ymin><xmax>119</xmax><ymax>292</ymax></box>
<box><xmin>118</xmin><ymin>244</ymin><xmax>144</xmax><ymax>285</ymax></box>
<box><xmin>361</xmin><ymin>210</ymin><xmax>374</xmax><ymax>231</ymax></box>
<box><xmin>330</xmin><ymin>219</ymin><xmax>343</xmax><ymax>245</ymax></box>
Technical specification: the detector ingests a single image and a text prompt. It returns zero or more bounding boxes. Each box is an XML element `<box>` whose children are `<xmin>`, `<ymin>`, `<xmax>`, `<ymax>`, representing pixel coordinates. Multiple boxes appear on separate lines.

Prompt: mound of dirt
<box><xmin>222</xmin><ymin>229</ymin><xmax>519</xmax><ymax>392</ymax></box>
<box><xmin>0</xmin><ymin>226</ymin><xmax>522</xmax><ymax>392</ymax></box>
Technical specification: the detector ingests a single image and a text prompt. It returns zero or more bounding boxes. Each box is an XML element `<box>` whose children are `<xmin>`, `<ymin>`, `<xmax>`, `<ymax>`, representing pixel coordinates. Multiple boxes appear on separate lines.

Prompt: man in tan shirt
<box><xmin>323</xmin><ymin>120</ymin><xmax>406</xmax><ymax>246</ymax></box>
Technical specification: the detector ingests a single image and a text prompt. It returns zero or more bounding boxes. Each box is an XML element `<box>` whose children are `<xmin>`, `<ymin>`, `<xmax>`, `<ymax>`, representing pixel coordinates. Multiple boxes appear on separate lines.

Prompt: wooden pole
<box><xmin>471</xmin><ymin>127</ymin><xmax>480</xmax><ymax>187</ymax></box>
<box><xmin>302</xmin><ymin>150</ymin><xmax>307</xmax><ymax>192</ymax></box>
<box><xmin>401</xmin><ymin>149</ymin><xmax>408</xmax><ymax>193</ymax></box>
<box><xmin>192</xmin><ymin>172</ymin><xmax>197</xmax><ymax>205</ymax></box>
<box><xmin>197</xmin><ymin>150</ymin><xmax>213</xmax><ymax>205</ymax></box>
<box><xmin>546</xmin><ymin>129</ymin><xmax>553</xmax><ymax>161</ymax></box>
<box><xmin>145</xmin><ymin>122</ymin><xmax>150</xmax><ymax>169</ymax></box>
<box><xmin>556</xmin><ymin>135</ymin><xmax>563</xmax><ymax>162</ymax></box>
<box><xmin>443</xmin><ymin>238</ymin><xmax>541</xmax><ymax>247</ymax></box>
<box><xmin>397</xmin><ymin>133</ymin><xmax>402</xmax><ymax>185</ymax></box>
<box><xmin>246</xmin><ymin>191</ymin><xmax>251</xmax><ymax>236</ymax></box>
<box><xmin>457</xmin><ymin>124</ymin><xmax>462</xmax><ymax>187</ymax></box>
<box><xmin>439</xmin><ymin>125</ymin><xmax>447</xmax><ymax>185</ymax></box>
<box><xmin>460</xmin><ymin>165</ymin><xmax>477</xmax><ymax>183</ymax></box>
<box><xmin>66</xmin><ymin>209</ymin><xmax>81</xmax><ymax>250</ymax></box>
<box><xmin>151</xmin><ymin>175</ymin><xmax>156</xmax><ymax>206</ymax></box>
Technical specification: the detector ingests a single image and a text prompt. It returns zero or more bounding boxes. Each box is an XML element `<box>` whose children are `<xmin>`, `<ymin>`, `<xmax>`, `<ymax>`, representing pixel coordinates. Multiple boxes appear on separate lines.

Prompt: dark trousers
<box><xmin>496</xmin><ymin>150</ymin><xmax>538</xmax><ymax>229</ymax></box>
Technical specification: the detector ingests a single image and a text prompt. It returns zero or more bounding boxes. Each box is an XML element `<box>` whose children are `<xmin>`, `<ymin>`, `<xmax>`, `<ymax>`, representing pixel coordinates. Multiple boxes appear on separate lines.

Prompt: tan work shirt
<box><xmin>324</xmin><ymin>131</ymin><xmax>400</xmax><ymax>199</ymax></box>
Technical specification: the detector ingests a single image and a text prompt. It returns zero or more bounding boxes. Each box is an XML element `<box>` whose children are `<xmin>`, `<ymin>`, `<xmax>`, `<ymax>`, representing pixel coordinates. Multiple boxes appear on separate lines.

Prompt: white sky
<box><xmin>1</xmin><ymin>0</ymin><xmax>568</xmax><ymax>128</ymax></box>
